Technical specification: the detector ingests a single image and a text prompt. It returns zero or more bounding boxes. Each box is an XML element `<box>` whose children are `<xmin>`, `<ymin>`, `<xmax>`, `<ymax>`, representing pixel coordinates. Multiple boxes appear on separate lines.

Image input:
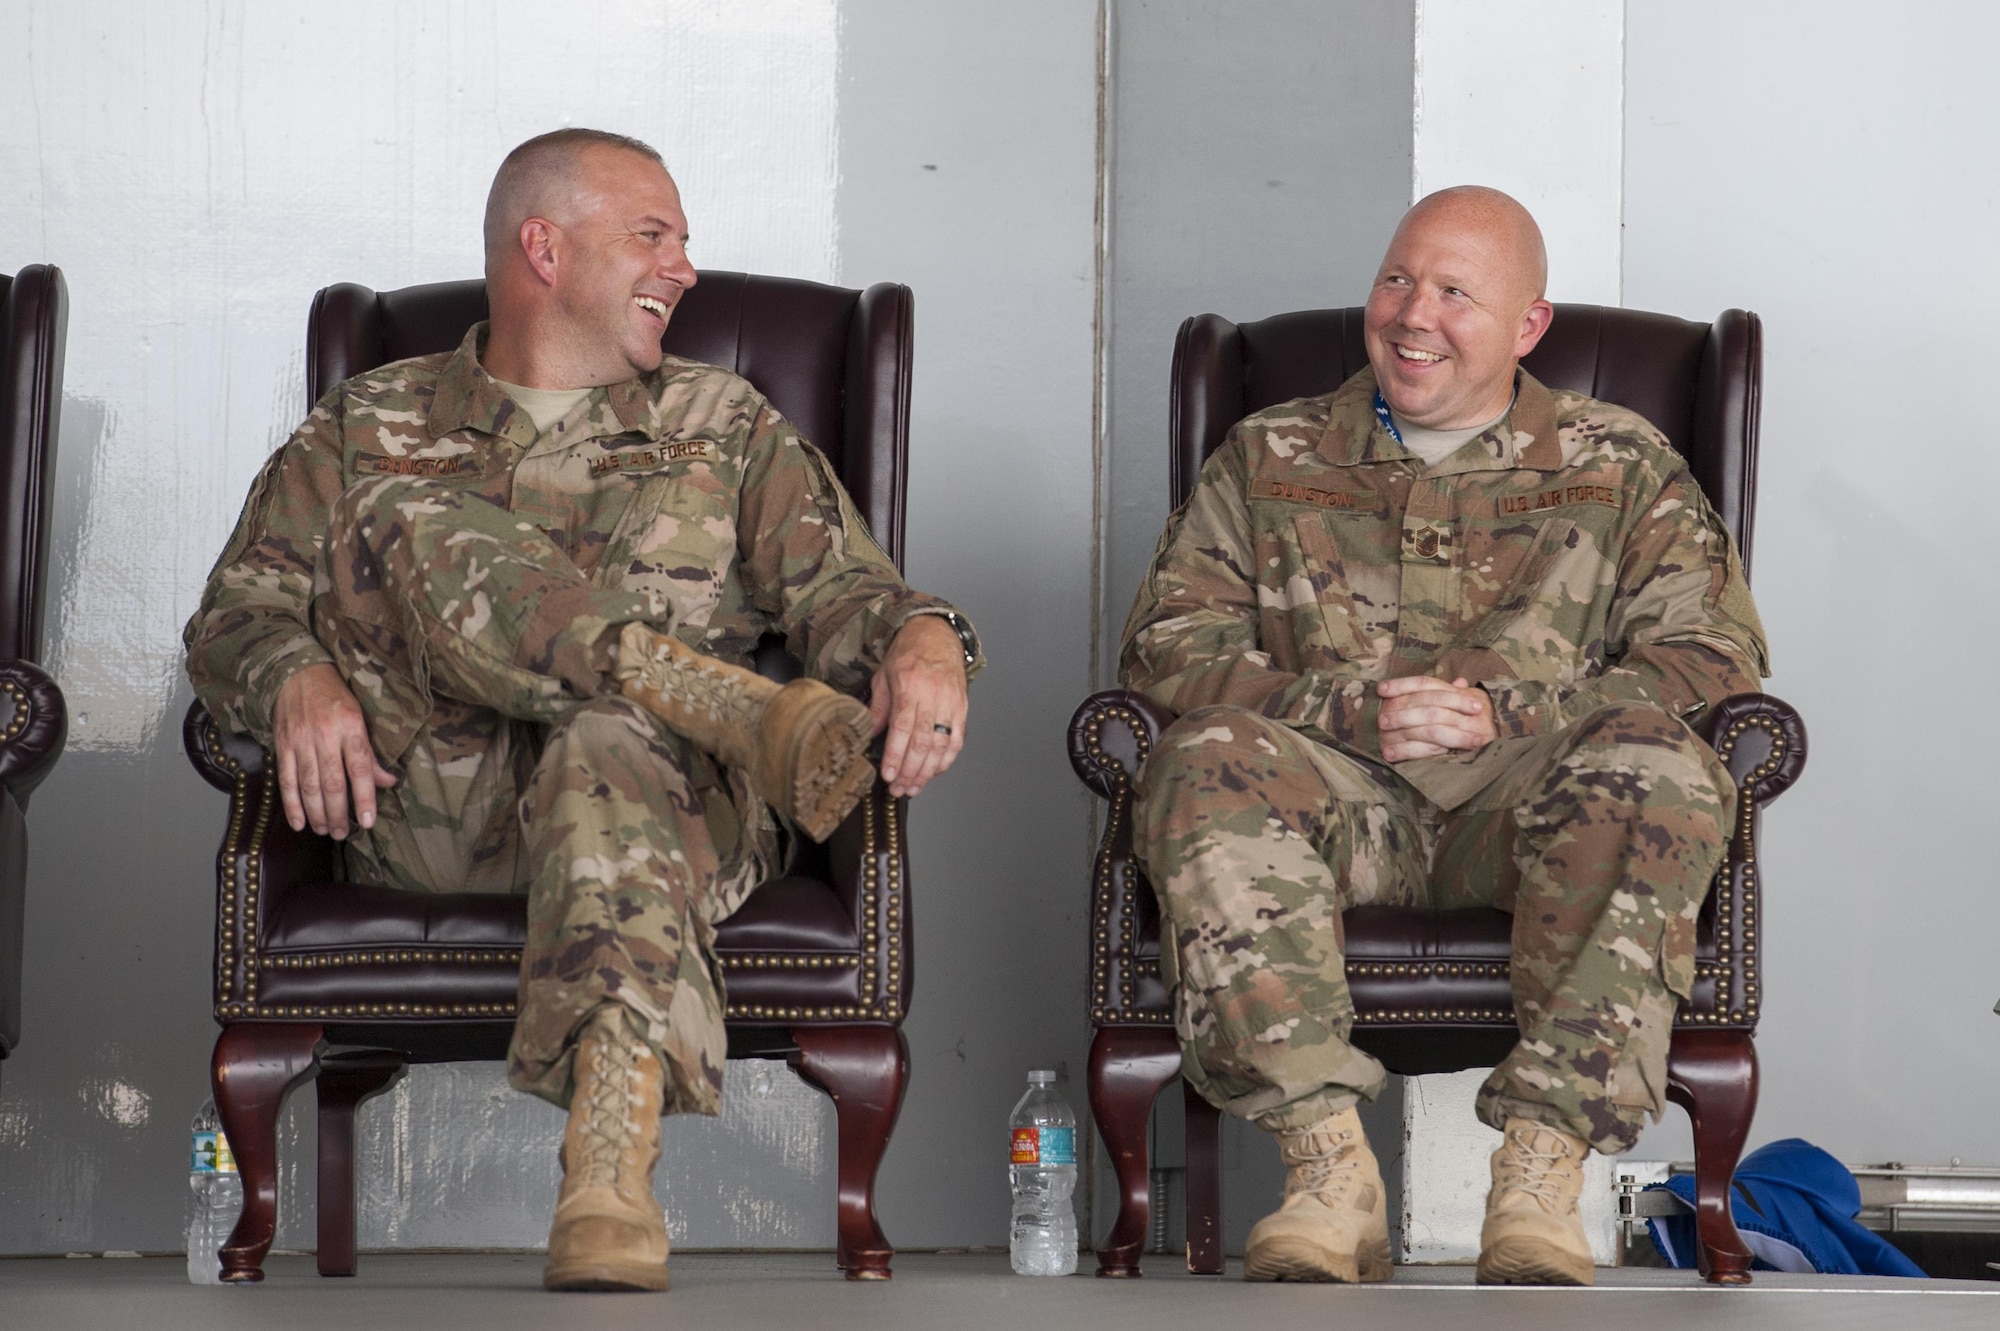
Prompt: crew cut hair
<box><xmin>483</xmin><ymin>128</ymin><xmax>667</xmax><ymax>264</ymax></box>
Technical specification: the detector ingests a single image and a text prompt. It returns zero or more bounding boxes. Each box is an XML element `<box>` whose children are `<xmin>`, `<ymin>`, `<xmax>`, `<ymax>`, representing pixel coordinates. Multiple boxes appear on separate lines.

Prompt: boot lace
<box><xmin>1496</xmin><ymin>1124</ymin><xmax>1580</xmax><ymax>1212</ymax></box>
<box><xmin>1281</xmin><ymin>1122</ymin><xmax>1368</xmax><ymax>1206</ymax></box>
<box><xmin>572</xmin><ymin>1029</ymin><xmax>644</xmax><ymax>1189</ymax></box>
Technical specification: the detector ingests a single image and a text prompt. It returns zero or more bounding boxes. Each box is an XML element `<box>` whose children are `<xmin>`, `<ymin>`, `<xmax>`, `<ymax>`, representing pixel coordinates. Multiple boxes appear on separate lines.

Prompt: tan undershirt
<box><xmin>489</xmin><ymin>377</ymin><xmax>594</xmax><ymax>434</ymax></box>
<box><xmin>1390</xmin><ymin>401</ymin><xmax>1511</xmax><ymax>467</ymax></box>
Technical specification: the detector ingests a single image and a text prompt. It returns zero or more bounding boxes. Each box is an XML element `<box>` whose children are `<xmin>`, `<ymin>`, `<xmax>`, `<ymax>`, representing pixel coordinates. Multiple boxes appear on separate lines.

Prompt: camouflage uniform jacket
<box><xmin>1120</xmin><ymin>366</ymin><xmax>1768</xmax><ymax>806</ymax></box>
<box><xmin>185</xmin><ymin>322</ymin><xmax>978</xmax><ymax>756</ymax></box>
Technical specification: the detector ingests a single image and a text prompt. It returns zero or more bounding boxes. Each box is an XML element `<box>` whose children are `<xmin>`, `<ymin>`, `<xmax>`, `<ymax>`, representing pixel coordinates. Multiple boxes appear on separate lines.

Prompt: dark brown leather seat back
<box><xmin>0</xmin><ymin>266</ymin><xmax>67</xmax><ymax>664</ymax></box>
<box><xmin>306</xmin><ymin>271</ymin><xmax>914</xmax><ymax>566</ymax></box>
<box><xmin>1170</xmin><ymin>304</ymin><xmax>1762</xmax><ymax>574</ymax></box>
<box><xmin>0</xmin><ymin>264</ymin><xmax>70</xmax><ymax>1065</ymax></box>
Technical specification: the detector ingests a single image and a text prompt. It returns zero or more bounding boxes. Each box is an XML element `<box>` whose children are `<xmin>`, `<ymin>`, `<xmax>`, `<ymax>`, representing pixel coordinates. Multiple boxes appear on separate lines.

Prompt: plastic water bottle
<box><xmin>186</xmin><ymin>1099</ymin><xmax>241</xmax><ymax>1285</ymax></box>
<box><xmin>1008</xmin><ymin>1069</ymin><xmax>1078</xmax><ymax>1275</ymax></box>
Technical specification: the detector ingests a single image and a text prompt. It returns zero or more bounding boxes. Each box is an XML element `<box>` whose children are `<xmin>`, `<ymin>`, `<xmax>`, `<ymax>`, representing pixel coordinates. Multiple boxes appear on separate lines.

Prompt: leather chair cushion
<box><xmin>253</xmin><ymin>874</ymin><xmax>863</xmax><ymax>1016</ymax></box>
<box><xmin>714</xmin><ymin>876</ymin><xmax>858</xmax><ymax>952</ymax></box>
<box><xmin>264</xmin><ymin>881</ymin><xmax>522</xmax><ymax>949</ymax></box>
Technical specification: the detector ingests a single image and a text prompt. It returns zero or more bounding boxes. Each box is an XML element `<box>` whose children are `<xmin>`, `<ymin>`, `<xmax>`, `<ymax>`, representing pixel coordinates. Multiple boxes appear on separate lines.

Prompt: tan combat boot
<box><xmin>544</xmin><ymin>1005</ymin><xmax>671</xmax><ymax>1292</ymax></box>
<box><xmin>614</xmin><ymin>622</ymin><xmax>876</xmax><ymax>841</ymax></box>
<box><xmin>1475</xmin><ymin>1117</ymin><xmax>1595</xmax><ymax>1286</ymax></box>
<box><xmin>1243</xmin><ymin>1106</ymin><xmax>1393</xmax><ymax>1283</ymax></box>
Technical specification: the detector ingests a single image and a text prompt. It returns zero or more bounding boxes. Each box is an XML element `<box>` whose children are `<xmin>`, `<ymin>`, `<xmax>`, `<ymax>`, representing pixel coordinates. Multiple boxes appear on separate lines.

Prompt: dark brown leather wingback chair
<box><xmin>183</xmin><ymin>271</ymin><xmax>918</xmax><ymax>1281</ymax></box>
<box><xmin>0</xmin><ymin>264</ymin><xmax>70</xmax><ymax>1090</ymax></box>
<box><xmin>1068</xmin><ymin>304</ymin><xmax>1807</xmax><ymax>1285</ymax></box>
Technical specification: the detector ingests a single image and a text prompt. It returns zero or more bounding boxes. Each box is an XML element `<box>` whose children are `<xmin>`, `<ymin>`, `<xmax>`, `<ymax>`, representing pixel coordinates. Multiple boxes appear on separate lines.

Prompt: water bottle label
<box><xmin>191</xmin><ymin>1129</ymin><xmax>237</xmax><ymax>1174</ymax></box>
<box><xmin>1009</xmin><ymin>1126</ymin><xmax>1075</xmax><ymax>1166</ymax></box>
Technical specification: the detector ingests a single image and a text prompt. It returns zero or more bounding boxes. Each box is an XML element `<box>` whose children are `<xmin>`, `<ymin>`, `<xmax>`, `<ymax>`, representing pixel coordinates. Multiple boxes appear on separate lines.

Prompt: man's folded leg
<box><xmin>314</xmin><ymin>474</ymin><xmax>877</xmax><ymax>838</ymax></box>
<box><xmin>1134</xmin><ymin>705</ymin><xmax>1425</xmax><ymax>1282</ymax></box>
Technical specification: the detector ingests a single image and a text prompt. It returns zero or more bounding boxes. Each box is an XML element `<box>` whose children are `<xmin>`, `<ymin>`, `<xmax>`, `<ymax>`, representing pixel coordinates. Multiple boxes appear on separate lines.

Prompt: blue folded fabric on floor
<box><xmin>1645</xmin><ymin>1138</ymin><xmax>1926</xmax><ymax>1277</ymax></box>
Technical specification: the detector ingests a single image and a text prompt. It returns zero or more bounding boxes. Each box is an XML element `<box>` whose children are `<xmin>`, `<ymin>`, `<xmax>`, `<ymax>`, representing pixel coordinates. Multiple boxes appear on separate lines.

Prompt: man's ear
<box><xmin>519</xmin><ymin>218</ymin><xmax>561</xmax><ymax>287</ymax></box>
<box><xmin>1514</xmin><ymin>298</ymin><xmax>1555</xmax><ymax>358</ymax></box>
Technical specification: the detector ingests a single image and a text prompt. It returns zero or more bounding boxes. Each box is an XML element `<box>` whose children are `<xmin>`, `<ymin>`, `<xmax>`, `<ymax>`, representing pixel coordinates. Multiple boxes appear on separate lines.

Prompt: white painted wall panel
<box><xmin>1622</xmin><ymin>0</ymin><xmax>2000</xmax><ymax>1168</ymax></box>
<box><xmin>1413</xmin><ymin>0</ymin><xmax>1623</xmax><ymax>304</ymax></box>
<box><xmin>0</xmin><ymin>0</ymin><xmax>847</xmax><ymax>1253</ymax></box>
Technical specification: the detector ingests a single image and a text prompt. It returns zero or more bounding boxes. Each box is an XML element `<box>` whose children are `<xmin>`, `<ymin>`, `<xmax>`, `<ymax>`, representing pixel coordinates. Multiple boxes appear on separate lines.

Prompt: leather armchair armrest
<box><xmin>1068</xmin><ymin>689</ymin><xmax>1173</xmax><ymax>800</ymax></box>
<box><xmin>1701</xmin><ymin>692</ymin><xmax>1807</xmax><ymax>805</ymax></box>
<box><xmin>184</xmin><ymin>697</ymin><xmax>267</xmax><ymax>791</ymax></box>
<box><xmin>0</xmin><ymin>659</ymin><xmax>65</xmax><ymax>806</ymax></box>
<box><xmin>183</xmin><ymin>700</ymin><xmax>337</xmax><ymax>1009</ymax></box>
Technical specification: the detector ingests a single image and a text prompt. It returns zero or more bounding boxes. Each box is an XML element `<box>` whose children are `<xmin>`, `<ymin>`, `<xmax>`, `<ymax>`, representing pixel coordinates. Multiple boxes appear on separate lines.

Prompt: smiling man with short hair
<box><xmin>1121</xmin><ymin>186</ymin><xmax>1767</xmax><ymax>1286</ymax></box>
<box><xmin>185</xmin><ymin>128</ymin><xmax>979</xmax><ymax>1293</ymax></box>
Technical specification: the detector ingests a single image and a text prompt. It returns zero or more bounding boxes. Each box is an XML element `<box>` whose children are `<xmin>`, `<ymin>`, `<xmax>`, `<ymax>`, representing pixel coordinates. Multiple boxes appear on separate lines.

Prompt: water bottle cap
<box><xmin>1026</xmin><ymin>1069</ymin><xmax>1056</xmax><ymax>1084</ymax></box>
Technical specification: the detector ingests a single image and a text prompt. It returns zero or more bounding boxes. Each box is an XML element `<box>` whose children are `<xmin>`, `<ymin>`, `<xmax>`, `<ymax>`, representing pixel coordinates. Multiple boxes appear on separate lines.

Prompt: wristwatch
<box><xmin>936</xmin><ymin>611</ymin><xmax>979</xmax><ymax>668</ymax></box>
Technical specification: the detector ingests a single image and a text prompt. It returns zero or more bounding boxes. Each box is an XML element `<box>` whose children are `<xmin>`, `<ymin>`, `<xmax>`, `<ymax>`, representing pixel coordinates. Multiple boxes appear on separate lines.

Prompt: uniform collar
<box><xmin>427</xmin><ymin>322</ymin><xmax>667</xmax><ymax>445</ymax></box>
<box><xmin>1318</xmin><ymin>365</ymin><xmax>1566</xmax><ymax>474</ymax></box>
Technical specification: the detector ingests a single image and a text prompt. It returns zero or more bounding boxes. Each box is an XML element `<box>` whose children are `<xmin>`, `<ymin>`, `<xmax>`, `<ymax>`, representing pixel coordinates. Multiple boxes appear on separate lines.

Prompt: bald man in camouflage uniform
<box><xmin>185</xmin><ymin>129</ymin><xmax>978</xmax><ymax>1293</ymax></box>
<box><xmin>1122</xmin><ymin>187</ymin><xmax>1765</xmax><ymax>1286</ymax></box>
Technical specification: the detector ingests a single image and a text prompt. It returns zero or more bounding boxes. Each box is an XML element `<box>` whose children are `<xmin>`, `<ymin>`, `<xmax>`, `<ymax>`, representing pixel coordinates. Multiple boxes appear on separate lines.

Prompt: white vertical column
<box><xmin>1412</xmin><ymin>0</ymin><xmax>1625</xmax><ymax>304</ymax></box>
<box><xmin>1401</xmin><ymin>0</ymin><xmax>1628</xmax><ymax>1266</ymax></box>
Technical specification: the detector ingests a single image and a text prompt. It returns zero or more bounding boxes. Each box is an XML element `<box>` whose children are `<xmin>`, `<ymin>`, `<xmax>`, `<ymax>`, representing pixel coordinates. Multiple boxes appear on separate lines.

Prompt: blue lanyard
<box><xmin>1372</xmin><ymin>391</ymin><xmax>1403</xmax><ymax>445</ymax></box>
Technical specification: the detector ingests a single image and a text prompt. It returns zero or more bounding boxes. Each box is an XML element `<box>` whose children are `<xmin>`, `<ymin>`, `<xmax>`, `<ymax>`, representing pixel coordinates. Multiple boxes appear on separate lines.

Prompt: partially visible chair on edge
<box><xmin>1068</xmin><ymin>303</ymin><xmax>1806</xmax><ymax>1285</ymax></box>
<box><xmin>184</xmin><ymin>271</ymin><xmax>919</xmax><ymax>1281</ymax></box>
<box><xmin>0</xmin><ymin>264</ymin><xmax>71</xmax><ymax>1092</ymax></box>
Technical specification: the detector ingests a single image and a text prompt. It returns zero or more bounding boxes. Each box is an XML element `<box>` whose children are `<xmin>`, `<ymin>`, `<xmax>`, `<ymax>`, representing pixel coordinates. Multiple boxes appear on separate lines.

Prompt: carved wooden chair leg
<box><xmin>1182</xmin><ymin>1079</ymin><xmax>1224</xmax><ymax>1274</ymax></box>
<box><xmin>791</xmin><ymin>1025</ymin><xmax>908</xmax><ymax>1280</ymax></box>
<box><xmin>314</xmin><ymin>1051</ymin><xmax>408</xmax><ymax>1277</ymax></box>
<box><xmin>212</xmin><ymin>1022</ymin><xmax>323</xmax><ymax>1282</ymax></box>
<box><xmin>1667</xmin><ymin>1028</ymin><xmax>1759</xmax><ymax>1286</ymax></box>
<box><xmin>1087</xmin><ymin>1025</ymin><xmax>1181</xmax><ymax>1277</ymax></box>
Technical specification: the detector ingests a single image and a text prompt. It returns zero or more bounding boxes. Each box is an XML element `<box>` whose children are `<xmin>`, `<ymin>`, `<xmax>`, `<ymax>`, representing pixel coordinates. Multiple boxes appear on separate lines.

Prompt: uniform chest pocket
<box><xmin>1281</xmin><ymin>512</ymin><xmax>1374</xmax><ymax>664</ymax></box>
<box><xmin>596</xmin><ymin>469</ymin><xmax>736</xmax><ymax>634</ymax></box>
<box><xmin>1460</xmin><ymin>516</ymin><xmax>1580</xmax><ymax>649</ymax></box>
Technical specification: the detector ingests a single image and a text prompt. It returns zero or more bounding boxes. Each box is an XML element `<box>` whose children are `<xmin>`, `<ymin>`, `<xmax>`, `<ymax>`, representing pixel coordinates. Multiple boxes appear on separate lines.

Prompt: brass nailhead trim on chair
<box><xmin>723</xmin><ymin>794</ymin><xmax>901</xmax><ymax>1023</ymax></box>
<box><xmin>1353</xmin><ymin>1007</ymin><xmax>1513</xmax><ymax>1025</ymax></box>
<box><xmin>206</xmin><ymin>721</ymin><xmax>250</xmax><ymax>1011</ymax></box>
<box><xmin>218</xmin><ymin>1001</ymin><xmax>517</xmax><ymax>1020</ymax></box>
<box><xmin>262</xmin><ymin>949</ymin><xmax>525</xmax><ymax>969</ymax></box>
<box><xmin>717</xmin><ymin>952</ymin><xmax>862</xmax><ymax>971</ymax></box>
<box><xmin>1086</xmin><ymin>704</ymin><xmax>1167</xmax><ymax>1025</ymax></box>
<box><xmin>0</xmin><ymin>679</ymin><xmax>30</xmax><ymax>743</ymax></box>
<box><xmin>1348</xmin><ymin>961</ymin><xmax>1509</xmax><ymax>979</ymax></box>
<box><xmin>1704</xmin><ymin>711</ymin><xmax>1776</xmax><ymax>1025</ymax></box>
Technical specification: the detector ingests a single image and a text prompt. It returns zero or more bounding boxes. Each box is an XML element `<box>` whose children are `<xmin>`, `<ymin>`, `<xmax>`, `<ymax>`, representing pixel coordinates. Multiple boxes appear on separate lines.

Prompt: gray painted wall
<box><xmin>832</xmin><ymin>0</ymin><xmax>1104</xmax><ymax>1247</ymax></box>
<box><xmin>1101</xmin><ymin>0</ymin><xmax>1416</xmax><ymax>671</ymax></box>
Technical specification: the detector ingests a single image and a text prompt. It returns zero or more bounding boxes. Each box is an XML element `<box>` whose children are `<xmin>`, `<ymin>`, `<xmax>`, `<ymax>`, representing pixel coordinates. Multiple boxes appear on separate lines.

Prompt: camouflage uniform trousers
<box><xmin>1133</xmin><ymin>701</ymin><xmax>1735</xmax><ymax>1155</ymax></box>
<box><xmin>310</xmin><ymin>474</ymin><xmax>775</xmax><ymax>1116</ymax></box>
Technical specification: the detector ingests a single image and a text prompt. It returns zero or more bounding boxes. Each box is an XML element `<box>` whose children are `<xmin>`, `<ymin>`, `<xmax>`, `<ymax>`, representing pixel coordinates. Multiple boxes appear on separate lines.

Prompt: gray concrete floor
<box><xmin>1</xmin><ymin>1252</ymin><xmax>1995</xmax><ymax>1330</ymax></box>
